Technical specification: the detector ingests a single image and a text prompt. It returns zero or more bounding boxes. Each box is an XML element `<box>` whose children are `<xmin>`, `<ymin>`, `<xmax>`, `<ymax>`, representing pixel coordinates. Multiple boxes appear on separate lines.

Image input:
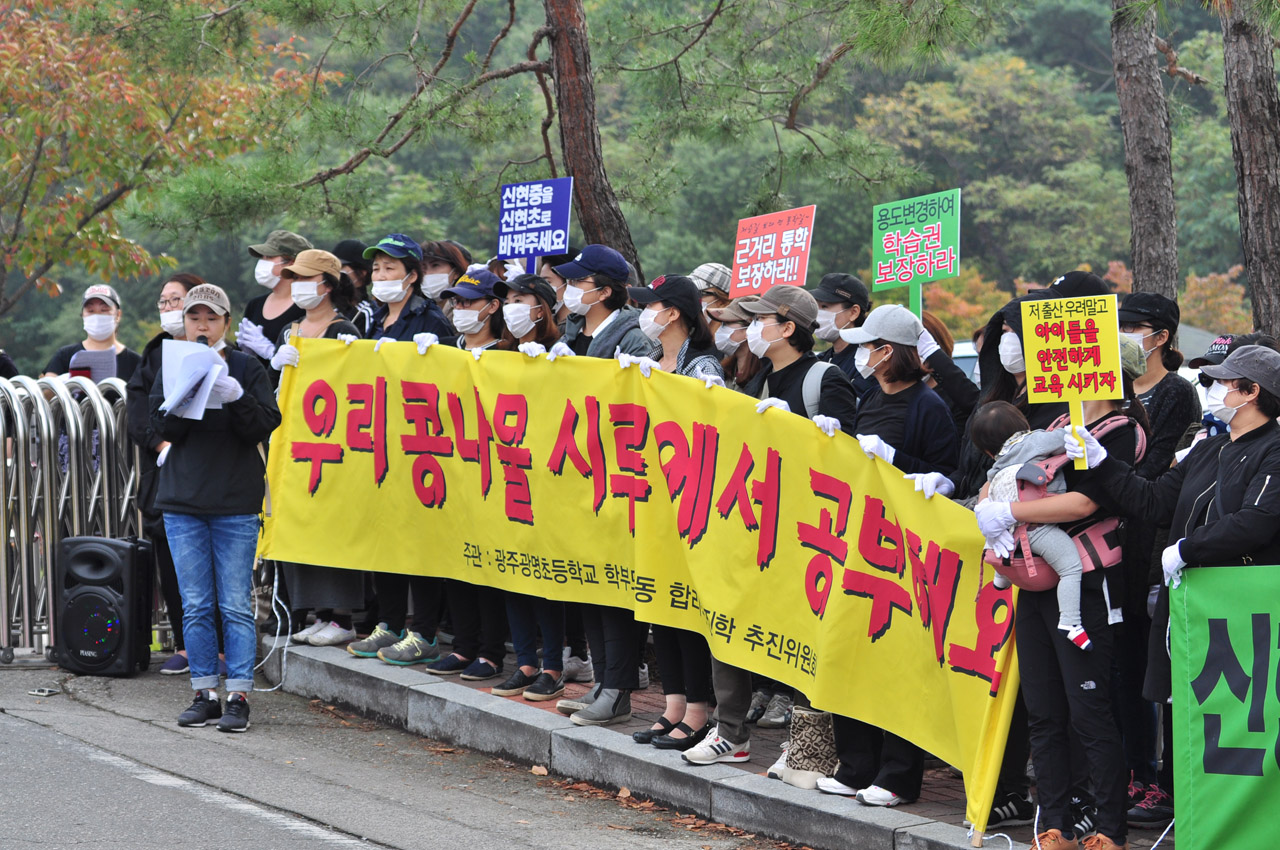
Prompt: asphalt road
<box><xmin>0</xmin><ymin>663</ymin><xmax>771</xmax><ymax>850</ymax></box>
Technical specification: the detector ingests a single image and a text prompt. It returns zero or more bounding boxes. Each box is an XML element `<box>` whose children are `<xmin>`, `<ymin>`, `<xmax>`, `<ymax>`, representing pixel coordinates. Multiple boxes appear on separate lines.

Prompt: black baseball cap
<box><xmin>628</xmin><ymin>275</ymin><xmax>701</xmax><ymax>322</ymax></box>
<box><xmin>495</xmin><ymin>273</ymin><xmax>557</xmax><ymax>309</ymax></box>
<box><xmin>332</xmin><ymin>239</ymin><xmax>371</xmax><ymax>273</ymax></box>
<box><xmin>811</xmin><ymin>273</ymin><xmax>870</xmax><ymax>309</ymax></box>
<box><xmin>1118</xmin><ymin>291</ymin><xmax>1180</xmax><ymax>333</ymax></box>
<box><xmin>1048</xmin><ymin>270</ymin><xmax>1110</xmax><ymax>298</ymax></box>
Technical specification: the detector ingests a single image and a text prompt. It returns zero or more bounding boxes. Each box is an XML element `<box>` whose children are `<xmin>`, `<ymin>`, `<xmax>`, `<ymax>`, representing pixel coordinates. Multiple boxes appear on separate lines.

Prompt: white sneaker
<box><xmin>856</xmin><ymin>785</ymin><xmax>903</xmax><ymax>807</ymax></box>
<box><xmin>637</xmin><ymin>662</ymin><xmax>650</xmax><ymax>690</ymax></box>
<box><xmin>561</xmin><ymin>647</ymin><xmax>594</xmax><ymax>684</ymax></box>
<box><xmin>308</xmin><ymin>622</ymin><xmax>358</xmax><ymax>646</ymax></box>
<box><xmin>816</xmin><ymin>777</ymin><xmax>859</xmax><ymax>796</ymax></box>
<box><xmin>291</xmin><ymin>620</ymin><xmax>326</xmax><ymax>644</ymax></box>
<box><xmin>682</xmin><ymin>727</ymin><xmax>751</xmax><ymax>765</ymax></box>
<box><xmin>766</xmin><ymin>741</ymin><xmax>788</xmax><ymax>779</ymax></box>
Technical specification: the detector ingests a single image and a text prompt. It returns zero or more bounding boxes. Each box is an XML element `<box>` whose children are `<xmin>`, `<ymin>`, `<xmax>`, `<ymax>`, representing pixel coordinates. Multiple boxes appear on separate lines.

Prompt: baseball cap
<box><xmin>689</xmin><ymin>263</ymin><xmax>732</xmax><ymax>297</ymax></box>
<box><xmin>82</xmin><ymin>284</ymin><xmax>120</xmax><ymax>310</ymax></box>
<box><xmin>628</xmin><ymin>275</ymin><xmax>702</xmax><ymax>322</ymax></box>
<box><xmin>708</xmin><ymin>295</ymin><xmax>761</xmax><ymax>323</ymax></box>
<box><xmin>1119</xmin><ymin>334</ymin><xmax>1148</xmax><ymax>381</ymax></box>
<box><xmin>362</xmin><ymin>233</ymin><xmax>424</xmax><ymax>263</ymax></box>
<box><xmin>1188</xmin><ymin>334</ymin><xmax>1235</xmax><ymax>370</ymax></box>
<box><xmin>1047</xmin><ymin>270</ymin><xmax>1110</xmax><ymax>298</ymax></box>
<box><xmin>740</xmin><ymin>285</ymin><xmax>819</xmax><ymax>330</ymax></box>
<box><xmin>1118</xmin><ymin>291</ymin><xmax>1180</xmax><ymax>333</ymax></box>
<box><xmin>494</xmin><ymin>273</ymin><xmax>557</xmax><ymax>308</ymax></box>
<box><xmin>840</xmin><ymin>304</ymin><xmax>922</xmax><ymax>346</ymax></box>
<box><xmin>552</xmin><ymin>245</ymin><xmax>630</xmax><ymax>282</ymax></box>
<box><xmin>248</xmin><ymin>230</ymin><xmax>312</xmax><ymax>259</ymax></box>
<box><xmin>1201</xmin><ymin>344</ymin><xmax>1280</xmax><ymax>398</ymax></box>
<box><xmin>442</xmin><ymin>269</ymin><xmax>501</xmax><ymax>301</ymax></box>
<box><xmin>811</xmin><ymin>273</ymin><xmax>870</xmax><ymax>310</ymax></box>
<box><xmin>281</xmin><ymin>249</ymin><xmax>342</xmax><ymax>279</ymax></box>
<box><xmin>183</xmin><ymin>284</ymin><xmax>232</xmax><ymax>316</ymax></box>
<box><xmin>332</xmin><ymin>239</ymin><xmax>371</xmax><ymax>272</ymax></box>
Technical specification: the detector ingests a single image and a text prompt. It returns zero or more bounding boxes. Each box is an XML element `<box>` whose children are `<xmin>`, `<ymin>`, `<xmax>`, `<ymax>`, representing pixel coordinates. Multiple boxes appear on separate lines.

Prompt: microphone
<box><xmin>197</xmin><ymin>335</ymin><xmax>209</xmax><ymax>346</ymax></box>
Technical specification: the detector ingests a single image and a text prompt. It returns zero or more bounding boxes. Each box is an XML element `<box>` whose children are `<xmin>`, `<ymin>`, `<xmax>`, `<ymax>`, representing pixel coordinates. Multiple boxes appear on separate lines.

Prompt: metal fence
<box><xmin>1</xmin><ymin>375</ymin><xmax>145</xmax><ymax>663</ymax></box>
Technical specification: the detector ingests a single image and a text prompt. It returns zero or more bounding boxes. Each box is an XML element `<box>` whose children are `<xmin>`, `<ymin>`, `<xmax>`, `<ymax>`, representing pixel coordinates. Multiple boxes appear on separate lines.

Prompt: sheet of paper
<box><xmin>161</xmin><ymin>340</ymin><xmax>226</xmax><ymax>419</ymax></box>
<box><xmin>67</xmin><ymin>348</ymin><xmax>117</xmax><ymax>381</ymax></box>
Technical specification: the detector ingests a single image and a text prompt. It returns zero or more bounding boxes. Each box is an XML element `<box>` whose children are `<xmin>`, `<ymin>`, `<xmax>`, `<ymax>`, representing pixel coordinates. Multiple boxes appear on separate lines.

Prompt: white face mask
<box><xmin>815</xmin><ymin>309</ymin><xmax>841</xmax><ymax>343</ymax></box>
<box><xmin>254</xmin><ymin>258</ymin><xmax>280</xmax><ymax>289</ymax></box>
<box><xmin>855</xmin><ymin>344</ymin><xmax>886</xmax><ymax>379</ymax></box>
<box><xmin>83</xmin><ymin>314</ymin><xmax>116</xmax><ymax>341</ymax></box>
<box><xmin>453</xmin><ymin>307</ymin><xmax>488</xmax><ymax>336</ymax></box>
<box><xmin>503</xmin><ymin>303</ymin><xmax>538</xmax><ymax>339</ymax></box>
<box><xmin>421</xmin><ymin>272</ymin><xmax>451</xmax><ymax>300</ymax></box>
<box><xmin>746</xmin><ymin>320</ymin><xmax>777</xmax><ymax>358</ymax></box>
<box><xmin>553</xmin><ymin>284</ymin><xmax>566</xmax><ymax>314</ymax></box>
<box><xmin>715</xmin><ymin>325</ymin><xmax>740</xmax><ymax>356</ymax></box>
<box><xmin>998</xmin><ymin>331</ymin><xmax>1025</xmax><ymax>375</ymax></box>
<box><xmin>291</xmin><ymin>280</ymin><xmax>326</xmax><ymax>311</ymax></box>
<box><xmin>1121</xmin><ymin>330</ymin><xmax>1157</xmax><ymax>359</ymax></box>
<box><xmin>563</xmin><ymin>284</ymin><xmax>598</xmax><ymax>317</ymax></box>
<box><xmin>638</xmin><ymin>306</ymin><xmax>672</xmax><ymax>341</ymax></box>
<box><xmin>1205</xmin><ymin>382</ymin><xmax>1247</xmax><ymax>425</ymax></box>
<box><xmin>372</xmin><ymin>276</ymin><xmax>411</xmax><ymax>303</ymax></box>
<box><xmin>159</xmin><ymin>310</ymin><xmax>185</xmax><ymax>336</ymax></box>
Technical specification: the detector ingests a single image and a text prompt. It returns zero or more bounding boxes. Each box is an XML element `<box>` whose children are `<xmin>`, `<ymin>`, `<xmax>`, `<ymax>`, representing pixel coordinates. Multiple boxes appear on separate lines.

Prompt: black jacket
<box><xmin>370</xmin><ymin>294</ymin><xmax>455</xmax><ymax>342</ymax></box>
<box><xmin>127</xmin><ymin>334</ymin><xmax>169</xmax><ymax>529</ymax></box>
<box><xmin>762</xmin><ymin>352</ymin><xmax>859</xmax><ymax>434</ymax></box>
<box><xmin>925</xmin><ymin>349</ymin><xmax>980</xmax><ymax>435</ymax></box>
<box><xmin>148</xmin><ymin>348</ymin><xmax>281</xmax><ymax>516</ymax></box>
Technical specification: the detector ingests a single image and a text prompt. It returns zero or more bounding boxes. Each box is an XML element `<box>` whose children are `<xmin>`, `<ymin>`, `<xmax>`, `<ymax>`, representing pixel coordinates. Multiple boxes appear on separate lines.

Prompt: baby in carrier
<box><xmin>971</xmin><ymin>401</ymin><xmax>1092</xmax><ymax>651</ymax></box>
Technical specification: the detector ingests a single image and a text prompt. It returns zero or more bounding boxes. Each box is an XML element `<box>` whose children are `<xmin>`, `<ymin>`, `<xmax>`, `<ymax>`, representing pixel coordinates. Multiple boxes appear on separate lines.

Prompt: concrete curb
<box><xmin>260</xmin><ymin>637</ymin><xmax>1027</xmax><ymax>850</ymax></box>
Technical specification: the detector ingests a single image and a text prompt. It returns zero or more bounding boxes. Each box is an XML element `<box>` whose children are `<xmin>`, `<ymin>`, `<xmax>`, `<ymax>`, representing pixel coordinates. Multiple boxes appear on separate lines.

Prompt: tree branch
<box><xmin>6</xmin><ymin>135</ymin><xmax>46</xmax><ymax>246</ymax></box>
<box><xmin>613</xmin><ymin>0</ymin><xmax>727</xmax><ymax>72</ymax></box>
<box><xmin>785</xmin><ymin>41</ymin><xmax>853</xmax><ymax>129</ymax></box>
<box><xmin>528</xmin><ymin>26</ymin><xmax>558</xmax><ymax>178</ymax></box>
<box><xmin>1155</xmin><ymin>35</ymin><xmax>1209</xmax><ymax>85</ymax></box>
<box><xmin>480</xmin><ymin>0</ymin><xmax>517</xmax><ymax>74</ymax></box>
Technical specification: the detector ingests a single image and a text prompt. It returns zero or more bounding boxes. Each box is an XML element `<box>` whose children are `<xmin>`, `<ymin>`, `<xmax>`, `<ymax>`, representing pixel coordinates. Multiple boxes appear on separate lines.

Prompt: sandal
<box><xmin>652</xmin><ymin>722</ymin><xmax>711</xmax><ymax>751</ymax></box>
<box><xmin>632</xmin><ymin>715</ymin><xmax>678</xmax><ymax>744</ymax></box>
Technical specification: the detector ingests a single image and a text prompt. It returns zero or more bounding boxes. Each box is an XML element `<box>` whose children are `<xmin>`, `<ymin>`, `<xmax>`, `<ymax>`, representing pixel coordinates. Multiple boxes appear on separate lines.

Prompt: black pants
<box><xmin>831</xmin><ymin>715</ymin><xmax>924</xmax><ymax>800</ymax></box>
<box><xmin>651</xmin><ymin>624</ymin><xmax>712</xmax><ymax>702</ymax></box>
<box><xmin>1017</xmin><ymin>572</ymin><xmax>1127</xmax><ymax>843</ymax></box>
<box><xmin>374</xmin><ymin>572</ymin><xmax>443</xmax><ymax>636</ymax></box>
<box><xmin>1113</xmin><ymin>596</ymin><xmax>1158</xmax><ymax>784</ymax></box>
<box><xmin>154</xmin><ymin>533</ymin><xmax>185</xmax><ymax>651</ymax></box>
<box><xmin>581</xmin><ymin>603</ymin><xmax>640</xmax><ymax>690</ymax></box>
<box><xmin>446</xmin><ymin>580</ymin><xmax>508</xmax><ymax>661</ymax></box>
<box><xmin>995</xmin><ymin>693</ymin><xmax>1031</xmax><ymax>797</ymax></box>
<box><xmin>564</xmin><ymin>601</ymin><xmax>590</xmax><ymax>660</ymax></box>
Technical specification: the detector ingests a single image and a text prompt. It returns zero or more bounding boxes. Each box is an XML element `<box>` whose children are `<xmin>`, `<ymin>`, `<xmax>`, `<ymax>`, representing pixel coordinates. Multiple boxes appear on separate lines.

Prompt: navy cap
<box><xmin>363</xmin><ymin>233</ymin><xmax>423</xmax><ymax>262</ymax></box>
<box><xmin>442</xmin><ymin>269</ymin><xmax>502</xmax><ymax>301</ymax></box>
<box><xmin>495</xmin><ymin>273</ymin><xmax>557</xmax><ymax>308</ymax></box>
<box><xmin>552</xmin><ymin>244</ymin><xmax>630</xmax><ymax>282</ymax></box>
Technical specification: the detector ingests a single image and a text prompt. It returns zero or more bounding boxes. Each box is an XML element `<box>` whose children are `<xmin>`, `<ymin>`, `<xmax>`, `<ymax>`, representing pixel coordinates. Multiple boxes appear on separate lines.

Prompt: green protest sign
<box><xmin>871</xmin><ymin>188</ymin><xmax>961</xmax><ymax>315</ymax></box>
<box><xmin>1171</xmin><ymin>565</ymin><xmax>1280</xmax><ymax>849</ymax></box>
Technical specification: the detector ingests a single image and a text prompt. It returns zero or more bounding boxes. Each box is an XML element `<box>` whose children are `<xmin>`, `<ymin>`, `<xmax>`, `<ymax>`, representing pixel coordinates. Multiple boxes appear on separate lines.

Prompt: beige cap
<box><xmin>183</xmin><ymin>284</ymin><xmax>232</xmax><ymax>316</ymax></box>
<box><xmin>282</xmin><ymin>249</ymin><xmax>342</xmax><ymax>279</ymax></box>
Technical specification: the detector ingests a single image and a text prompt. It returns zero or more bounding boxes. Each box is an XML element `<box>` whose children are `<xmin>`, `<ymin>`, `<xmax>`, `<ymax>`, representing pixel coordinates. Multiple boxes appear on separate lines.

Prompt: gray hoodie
<box><xmin>561</xmin><ymin>306</ymin><xmax>652</xmax><ymax>359</ymax></box>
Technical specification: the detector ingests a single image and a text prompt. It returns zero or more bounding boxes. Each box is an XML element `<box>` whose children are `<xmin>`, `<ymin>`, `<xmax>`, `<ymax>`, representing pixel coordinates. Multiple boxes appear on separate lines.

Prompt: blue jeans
<box><xmin>164</xmin><ymin>512</ymin><xmax>259</xmax><ymax>692</ymax></box>
<box><xmin>506</xmin><ymin>592</ymin><xmax>564</xmax><ymax>672</ymax></box>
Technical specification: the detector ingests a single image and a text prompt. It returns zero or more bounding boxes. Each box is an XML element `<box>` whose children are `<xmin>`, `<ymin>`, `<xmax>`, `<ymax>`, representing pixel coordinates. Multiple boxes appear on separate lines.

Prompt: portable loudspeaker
<box><xmin>56</xmin><ymin>536</ymin><xmax>154</xmax><ymax>676</ymax></box>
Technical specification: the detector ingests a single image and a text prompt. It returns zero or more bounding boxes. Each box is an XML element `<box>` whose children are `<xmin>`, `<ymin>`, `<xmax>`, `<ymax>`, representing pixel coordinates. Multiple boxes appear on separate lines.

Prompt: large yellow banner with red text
<box><xmin>260</xmin><ymin>339</ymin><xmax>1018</xmax><ymax>830</ymax></box>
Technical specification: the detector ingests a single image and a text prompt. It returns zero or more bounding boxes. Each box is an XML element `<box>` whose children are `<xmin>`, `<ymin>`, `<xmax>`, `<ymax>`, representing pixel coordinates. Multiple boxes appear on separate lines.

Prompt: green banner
<box><xmin>1171</xmin><ymin>564</ymin><xmax>1280</xmax><ymax>848</ymax></box>
<box><xmin>870</xmin><ymin>188</ymin><xmax>961</xmax><ymax>292</ymax></box>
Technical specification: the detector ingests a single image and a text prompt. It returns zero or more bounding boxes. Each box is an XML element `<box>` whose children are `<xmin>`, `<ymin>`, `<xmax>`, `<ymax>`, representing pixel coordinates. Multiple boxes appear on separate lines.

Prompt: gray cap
<box><xmin>1201</xmin><ymin>344</ymin><xmax>1280</xmax><ymax>399</ymax></box>
<box><xmin>840</xmin><ymin>304</ymin><xmax>922</xmax><ymax>346</ymax></box>
<box><xmin>739</xmin><ymin>285</ymin><xmax>819</xmax><ymax>329</ymax></box>
<box><xmin>708</xmin><ymin>294</ymin><xmax>760</xmax><ymax>323</ymax></box>
<box><xmin>183</xmin><ymin>283</ymin><xmax>232</xmax><ymax>317</ymax></box>
<box><xmin>248</xmin><ymin>230</ymin><xmax>312</xmax><ymax>259</ymax></box>
<box><xmin>690</xmin><ymin>262</ymin><xmax>732</xmax><ymax>297</ymax></box>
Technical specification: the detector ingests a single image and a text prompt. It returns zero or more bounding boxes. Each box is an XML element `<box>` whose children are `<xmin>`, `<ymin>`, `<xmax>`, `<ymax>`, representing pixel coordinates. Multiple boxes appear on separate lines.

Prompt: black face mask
<box><xmin>1199</xmin><ymin>372</ymin><xmax>1215</xmax><ymax>389</ymax></box>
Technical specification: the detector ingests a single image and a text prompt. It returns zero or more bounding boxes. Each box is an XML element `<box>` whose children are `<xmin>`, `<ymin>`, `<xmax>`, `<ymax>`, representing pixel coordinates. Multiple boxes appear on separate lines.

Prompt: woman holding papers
<box><xmin>149</xmin><ymin>283</ymin><xmax>281</xmax><ymax>733</ymax></box>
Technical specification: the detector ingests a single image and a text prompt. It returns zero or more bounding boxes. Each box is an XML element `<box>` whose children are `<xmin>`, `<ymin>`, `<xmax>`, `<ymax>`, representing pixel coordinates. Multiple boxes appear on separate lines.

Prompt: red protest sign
<box><xmin>729</xmin><ymin>205</ymin><xmax>816</xmax><ymax>298</ymax></box>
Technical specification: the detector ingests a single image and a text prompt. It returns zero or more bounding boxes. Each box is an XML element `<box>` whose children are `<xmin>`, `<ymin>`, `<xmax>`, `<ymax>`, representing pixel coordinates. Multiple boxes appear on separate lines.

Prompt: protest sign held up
<box><xmin>496</xmin><ymin>177</ymin><xmax>574</xmax><ymax>260</ymax></box>
<box><xmin>729</xmin><ymin>205</ymin><xmax>816</xmax><ymax>298</ymax></box>
<box><xmin>871</xmin><ymin>188</ymin><xmax>961</xmax><ymax>316</ymax></box>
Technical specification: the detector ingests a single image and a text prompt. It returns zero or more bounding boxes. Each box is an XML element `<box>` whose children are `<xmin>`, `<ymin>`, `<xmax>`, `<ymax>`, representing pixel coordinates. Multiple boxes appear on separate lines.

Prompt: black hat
<box><xmin>332</xmin><ymin>239</ymin><xmax>371</xmax><ymax>272</ymax></box>
<box><xmin>1118</xmin><ymin>291</ymin><xmax>1180</xmax><ymax>333</ymax></box>
<box><xmin>628</xmin><ymin>275</ymin><xmax>701</xmax><ymax>322</ymax></box>
<box><xmin>495</xmin><ymin>273</ymin><xmax>557</xmax><ymax>309</ymax></box>
<box><xmin>811</xmin><ymin>273</ymin><xmax>870</xmax><ymax>309</ymax></box>
<box><xmin>1048</xmin><ymin>271</ymin><xmax>1110</xmax><ymax>298</ymax></box>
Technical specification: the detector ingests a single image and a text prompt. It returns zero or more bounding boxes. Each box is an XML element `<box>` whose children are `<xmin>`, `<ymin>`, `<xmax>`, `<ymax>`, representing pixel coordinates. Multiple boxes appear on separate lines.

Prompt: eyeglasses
<box><xmin>157</xmin><ymin>297</ymin><xmax>184</xmax><ymax>310</ymax></box>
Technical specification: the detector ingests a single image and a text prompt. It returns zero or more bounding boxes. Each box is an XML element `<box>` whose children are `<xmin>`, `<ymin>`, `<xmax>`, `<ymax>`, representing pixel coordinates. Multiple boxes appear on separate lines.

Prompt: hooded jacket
<box><xmin>561</xmin><ymin>306</ymin><xmax>652</xmax><ymax>359</ymax></box>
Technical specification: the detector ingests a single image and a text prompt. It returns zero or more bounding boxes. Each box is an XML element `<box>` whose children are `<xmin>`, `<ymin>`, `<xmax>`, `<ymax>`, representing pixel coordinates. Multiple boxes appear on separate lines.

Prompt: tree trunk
<box><xmin>542</xmin><ymin>0</ymin><xmax>640</xmax><ymax>279</ymax></box>
<box><xmin>1220</xmin><ymin>1</ymin><xmax>1280</xmax><ymax>334</ymax></box>
<box><xmin>1110</xmin><ymin>1</ymin><xmax>1178</xmax><ymax>300</ymax></box>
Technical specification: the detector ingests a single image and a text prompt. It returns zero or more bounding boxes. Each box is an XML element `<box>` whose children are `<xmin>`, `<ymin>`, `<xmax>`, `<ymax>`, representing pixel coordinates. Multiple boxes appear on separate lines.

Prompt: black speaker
<box><xmin>55</xmin><ymin>536</ymin><xmax>154</xmax><ymax>676</ymax></box>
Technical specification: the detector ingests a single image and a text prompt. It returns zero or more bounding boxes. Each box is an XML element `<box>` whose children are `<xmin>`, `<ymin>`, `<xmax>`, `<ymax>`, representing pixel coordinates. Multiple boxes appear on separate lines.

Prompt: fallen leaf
<box><xmin>516</xmin><ymin>820</ymin><xmax>530</xmax><ymax>825</ymax></box>
<box><xmin>374</xmin><ymin>742</ymin><xmax>386</xmax><ymax>747</ymax></box>
<box><xmin>617</xmin><ymin>787</ymin><xmax>631</xmax><ymax>799</ymax></box>
<box><xmin>606</xmin><ymin>824</ymin><xmax>631</xmax><ymax>831</ymax></box>
<box><xmin>531</xmin><ymin>765</ymin><xmax>549</xmax><ymax>776</ymax></box>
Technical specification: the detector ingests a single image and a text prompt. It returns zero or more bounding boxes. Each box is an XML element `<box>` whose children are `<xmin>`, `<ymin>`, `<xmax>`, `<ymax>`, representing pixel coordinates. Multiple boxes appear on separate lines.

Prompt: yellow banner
<box><xmin>261</xmin><ymin>338</ymin><xmax>1019</xmax><ymax>830</ymax></box>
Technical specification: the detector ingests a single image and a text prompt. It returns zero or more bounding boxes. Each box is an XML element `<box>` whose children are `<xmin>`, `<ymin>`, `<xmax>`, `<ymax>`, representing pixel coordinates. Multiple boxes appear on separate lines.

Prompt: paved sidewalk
<box><xmin>260</xmin><ymin>635</ymin><xmax>1174</xmax><ymax>850</ymax></box>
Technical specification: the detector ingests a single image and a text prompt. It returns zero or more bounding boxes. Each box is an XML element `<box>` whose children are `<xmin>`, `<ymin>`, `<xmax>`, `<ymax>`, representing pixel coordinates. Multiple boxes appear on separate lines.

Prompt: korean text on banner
<box><xmin>1171</xmin><ymin>565</ymin><xmax>1280</xmax><ymax>850</ymax></box>
<box><xmin>729</xmin><ymin>205</ymin><xmax>816</xmax><ymax>298</ymax></box>
<box><xmin>262</xmin><ymin>339</ymin><xmax>1019</xmax><ymax>832</ymax></box>
<box><xmin>871</xmin><ymin>189</ymin><xmax>961</xmax><ymax>292</ymax></box>
<box><xmin>497</xmin><ymin>176</ymin><xmax>573</xmax><ymax>259</ymax></box>
<box><xmin>1019</xmin><ymin>295</ymin><xmax>1122</xmax><ymax>403</ymax></box>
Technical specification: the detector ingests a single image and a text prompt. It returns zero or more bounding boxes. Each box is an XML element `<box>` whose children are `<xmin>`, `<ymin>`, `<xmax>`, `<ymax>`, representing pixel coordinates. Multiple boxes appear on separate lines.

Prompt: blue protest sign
<box><xmin>497</xmin><ymin>177</ymin><xmax>574</xmax><ymax>259</ymax></box>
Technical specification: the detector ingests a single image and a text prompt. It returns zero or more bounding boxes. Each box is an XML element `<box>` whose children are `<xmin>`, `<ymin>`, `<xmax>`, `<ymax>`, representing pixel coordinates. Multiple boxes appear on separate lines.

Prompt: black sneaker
<box><xmin>177</xmin><ymin>690</ymin><xmax>222</xmax><ymax>727</ymax></box>
<box><xmin>491</xmin><ymin>669</ymin><xmax>539</xmax><ymax>697</ymax></box>
<box><xmin>1070</xmin><ymin>799</ymin><xmax>1098</xmax><ymax>838</ymax></box>
<box><xmin>986</xmin><ymin>792</ymin><xmax>1035</xmax><ymax>827</ymax></box>
<box><xmin>216</xmin><ymin>694</ymin><xmax>251</xmax><ymax>732</ymax></box>
<box><xmin>1126</xmin><ymin>784</ymin><xmax>1174</xmax><ymax>829</ymax></box>
<box><xmin>524</xmin><ymin>672</ymin><xmax>565</xmax><ymax>702</ymax></box>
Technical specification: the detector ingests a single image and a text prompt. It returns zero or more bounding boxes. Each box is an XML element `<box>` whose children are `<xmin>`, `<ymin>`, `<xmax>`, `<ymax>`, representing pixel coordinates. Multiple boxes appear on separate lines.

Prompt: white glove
<box><xmin>337</xmin><ymin>334</ymin><xmax>358</xmax><ymax>346</ymax></box>
<box><xmin>856</xmin><ymin>433</ymin><xmax>896</xmax><ymax>464</ymax></box>
<box><xmin>618</xmin><ymin>353</ymin><xmax>660</xmax><ymax>377</ymax></box>
<box><xmin>986</xmin><ymin>528</ymin><xmax>1015</xmax><ymax>559</ymax></box>
<box><xmin>975</xmin><ymin>499</ymin><xmax>1016</xmax><ymax>538</ymax></box>
<box><xmin>518</xmin><ymin>342</ymin><xmax>547</xmax><ymax>358</ymax></box>
<box><xmin>546</xmin><ymin>341</ymin><xmax>575</xmax><ymax>361</ymax></box>
<box><xmin>236</xmin><ymin>318</ymin><xmax>276</xmax><ymax>359</ymax></box>
<box><xmin>1147</xmin><ymin>584</ymin><xmax>1161</xmax><ymax>619</ymax></box>
<box><xmin>156</xmin><ymin>445</ymin><xmax>171</xmax><ymax>468</ymax></box>
<box><xmin>1063</xmin><ymin>425</ymin><xmax>1108</xmax><ymax>468</ymax></box>
<box><xmin>471</xmin><ymin>347</ymin><xmax>484</xmax><ymax>361</ymax></box>
<box><xmin>695</xmin><ymin>369</ymin><xmax>724</xmax><ymax>389</ymax></box>
<box><xmin>412</xmin><ymin>333</ymin><xmax>438</xmax><ymax>354</ymax></box>
<box><xmin>503</xmin><ymin>259</ymin><xmax>525</xmax><ymax>281</ymax></box>
<box><xmin>813</xmin><ymin>415</ymin><xmax>841</xmax><ymax>437</ymax></box>
<box><xmin>1162</xmin><ymin>539</ymin><xmax>1186</xmax><ymax>589</ymax></box>
<box><xmin>905</xmin><ymin>472</ymin><xmax>955</xmax><ymax>499</ymax></box>
<box><xmin>270</xmin><ymin>343</ymin><xmax>300</xmax><ymax>370</ymax></box>
<box><xmin>918</xmin><ymin>327</ymin><xmax>940</xmax><ymax>360</ymax></box>
<box><xmin>755</xmin><ymin>397</ymin><xmax>791</xmax><ymax>415</ymax></box>
<box><xmin>374</xmin><ymin>336</ymin><xmax>398</xmax><ymax>352</ymax></box>
<box><xmin>210</xmin><ymin>375</ymin><xmax>244</xmax><ymax>404</ymax></box>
